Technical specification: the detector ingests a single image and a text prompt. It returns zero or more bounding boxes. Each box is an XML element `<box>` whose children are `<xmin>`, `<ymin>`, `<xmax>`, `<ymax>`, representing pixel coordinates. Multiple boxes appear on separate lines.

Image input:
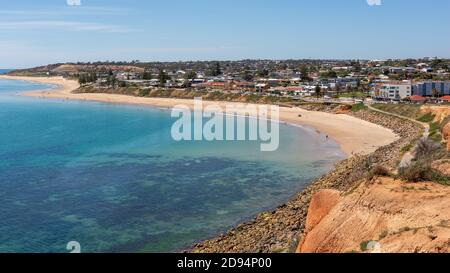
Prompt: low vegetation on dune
<box><xmin>374</xmin><ymin>103</ymin><xmax>450</xmax><ymax>150</ymax></box>
<box><xmin>351</xmin><ymin>103</ymin><xmax>367</xmax><ymax>112</ymax></box>
<box><xmin>372</xmin><ymin>104</ymin><xmax>423</xmax><ymax>119</ymax></box>
<box><xmin>337</xmin><ymin>92</ymin><xmax>369</xmax><ymax>99</ymax></box>
<box><xmin>75</xmin><ymin>86</ymin><xmax>303</xmax><ymax>106</ymax></box>
<box><xmin>398</xmin><ymin>138</ymin><xmax>449</xmax><ymax>185</ymax></box>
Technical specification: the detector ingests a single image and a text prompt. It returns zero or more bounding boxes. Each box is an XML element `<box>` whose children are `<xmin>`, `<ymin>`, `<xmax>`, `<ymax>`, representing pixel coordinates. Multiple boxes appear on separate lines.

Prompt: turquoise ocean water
<box><xmin>0</xmin><ymin>69</ymin><xmax>14</xmax><ymax>74</ymax></box>
<box><xmin>0</xmin><ymin>79</ymin><xmax>345</xmax><ymax>253</ymax></box>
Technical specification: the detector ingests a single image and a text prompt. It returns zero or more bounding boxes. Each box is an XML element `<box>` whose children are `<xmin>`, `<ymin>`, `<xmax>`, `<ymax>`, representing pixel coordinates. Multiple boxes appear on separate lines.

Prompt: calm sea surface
<box><xmin>0</xmin><ymin>69</ymin><xmax>14</xmax><ymax>74</ymax></box>
<box><xmin>0</xmin><ymin>79</ymin><xmax>345</xmax><ymax>253</ymax></box>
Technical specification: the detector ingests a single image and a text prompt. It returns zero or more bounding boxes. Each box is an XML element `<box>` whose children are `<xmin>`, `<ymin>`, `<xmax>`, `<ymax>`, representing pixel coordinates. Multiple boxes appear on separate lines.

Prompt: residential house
<box><xmin>389</xmin><ymin>67</ymin><xmax>416</xmax><ymax>74</ymax></box>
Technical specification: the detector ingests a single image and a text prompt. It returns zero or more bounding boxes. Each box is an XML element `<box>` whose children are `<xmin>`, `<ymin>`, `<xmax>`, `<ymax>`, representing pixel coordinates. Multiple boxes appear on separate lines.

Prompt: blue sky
<box><xmin>0</xmin><ymin>0</ymin><xmax>449</xmax><ymax>68</ymax></box>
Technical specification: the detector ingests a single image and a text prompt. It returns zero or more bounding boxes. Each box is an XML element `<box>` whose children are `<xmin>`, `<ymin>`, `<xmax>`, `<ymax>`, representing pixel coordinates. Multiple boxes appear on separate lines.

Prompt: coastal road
<box><xmin>366</xmin><ymin>104</ymin><xmax>430</xmax><ymax>168</ymax></box>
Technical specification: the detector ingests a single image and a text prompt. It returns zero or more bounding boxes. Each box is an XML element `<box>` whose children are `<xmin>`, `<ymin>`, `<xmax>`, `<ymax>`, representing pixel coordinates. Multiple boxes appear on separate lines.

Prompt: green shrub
<box><xmin>431</xmin><ymin>172</ymin><xmax>450</xmax><ymax>186</ymax></box>
<box><xmin>415</xmin><ymin>138</ymin><xmax>441</xmax><ymax>161</ymax></box>
<box><xmin>372</xmin><ymin>104</ymin><xmax>421</xmax><ymax>119</ymax></box>
<box><xmin>360</xmin><ymin>241</ymin><xmax>371</xmax><ymax>251</ymax></box>
<box><xmin>398</xmin><ymin>161</ymin><xmax>433</xmax><ymax>182</ymax></box>
<box><xmin>352</xmin><ymin>103</ymin><xmax>367</xmax><ymax>112</ymax></box>
<box><xmin>401</xmin><ymin>144</ymin><xmax>414</xmax><ymax>153</ymax></box>
<box><xmin>138</xmin><ymin>89</ymin><xmax>150</xmax><ymax>97</ymax></box>
<box><xmin>367</xmin><ymin>165</ymin><xmax>390</xmax><ymax>180</ymax></box>
<box><xmin>417</xmin><ymin>113</ymin><xmax>435</xmax><ymax>123</ymax></box>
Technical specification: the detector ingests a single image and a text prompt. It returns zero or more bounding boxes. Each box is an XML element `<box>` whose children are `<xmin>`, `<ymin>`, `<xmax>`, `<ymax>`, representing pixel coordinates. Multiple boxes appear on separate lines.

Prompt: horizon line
<box><xmin>6</xmin><ymin>56</ymin><xmax>450</xmax><ymax>70</ymax></box>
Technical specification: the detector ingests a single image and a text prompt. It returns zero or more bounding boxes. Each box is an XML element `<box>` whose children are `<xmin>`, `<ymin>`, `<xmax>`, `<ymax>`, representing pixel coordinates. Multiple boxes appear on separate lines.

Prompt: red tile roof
<box><xmin>409</xmin><ymin>95</ymin><xmax>427</xmax><ymax>101</ymax></box>
<box><xmin>440</xmin><ymin>96</ymin><xmax>450</xmax><ymax>101</ymax></box>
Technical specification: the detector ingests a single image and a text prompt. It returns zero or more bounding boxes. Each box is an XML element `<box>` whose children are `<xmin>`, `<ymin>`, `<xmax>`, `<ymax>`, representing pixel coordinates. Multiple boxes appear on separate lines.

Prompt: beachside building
<box><xmin>372</xmin><ymin>81</ymin><xmax>412</xmax><ymax>100</ymax></box>
<box><xmin>412</xmin><ymin>81</ymin><xmax>450</xmax><ymax>97</ymax></box>
<box><xmin>255</xmin><ymin>83</ymin><xmax>268</xmax><ymax>93</ymax></box>
<box><xmin>420</xmin><ymin>67</ymin><xmax>433</xmax><ymax>73</ymax></box>
<box><xmin>438</xmin><ymin>95</ymin><xmax>450</xmax><ymax>103</ymax></box>
<box><xmin>389</xmin><ymin>67</ymin><xmax>416</xmax><ymax>74</ymax></box>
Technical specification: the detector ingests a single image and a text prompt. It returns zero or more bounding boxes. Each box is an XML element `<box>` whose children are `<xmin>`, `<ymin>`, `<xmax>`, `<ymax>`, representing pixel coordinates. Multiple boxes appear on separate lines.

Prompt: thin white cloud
<box><xmin>0</xmin><ymin>21</ymin><xmax>140</xmax><ymax>33</ymax></box>
<box><xmin>0</xmin><ymin>6</ymin><xmax>131</xmax><ymax>16</ymax></box>
<box><xmin>67</xmin><ymin>0</ymin><xmax>81</xmax><ymax>6</ymax></box>
<box><xmin>367</xmin><ymin>0</ymin><xmax>382</xmax><ymax>6</ymax></box>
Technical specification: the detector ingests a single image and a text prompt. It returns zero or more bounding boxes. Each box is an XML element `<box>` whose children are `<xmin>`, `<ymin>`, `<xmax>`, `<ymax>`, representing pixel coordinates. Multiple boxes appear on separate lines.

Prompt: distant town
<box><xmin>10</xmin><ymin>58</ymin><xmax>450</xmax><ymax>104</ymax></box>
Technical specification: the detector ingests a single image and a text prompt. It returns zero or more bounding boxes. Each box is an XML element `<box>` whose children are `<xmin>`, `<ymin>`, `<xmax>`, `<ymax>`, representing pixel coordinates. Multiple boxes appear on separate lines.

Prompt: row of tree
<box><xmin>78</xmin><ymin>73</ymin><xmax>98</xmax><ymax>85</ymax></box>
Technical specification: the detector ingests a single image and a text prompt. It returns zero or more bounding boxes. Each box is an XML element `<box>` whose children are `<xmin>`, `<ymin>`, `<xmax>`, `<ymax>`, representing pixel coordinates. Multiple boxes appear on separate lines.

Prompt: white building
<box><xmin>389</xmin><ymin>67</ymin><xmax>416</xmax><ymax>74</ymax></box>
<box><xmin>373</xmin><ymin>81</ymin><xmax>412</xmax><ymax>100</ymax></box>
<box><xmin>420</xmin><ymin>67</ymin><xmax>433</xmax><ymax>73</ymax></box>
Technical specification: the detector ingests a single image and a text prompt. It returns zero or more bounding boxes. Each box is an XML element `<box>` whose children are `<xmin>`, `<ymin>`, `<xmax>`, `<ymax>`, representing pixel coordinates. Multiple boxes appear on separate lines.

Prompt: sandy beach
<box><xmin>0</xmin><ymin>75</ymin><xmax>399</xmax><ymax>156</ymax></box>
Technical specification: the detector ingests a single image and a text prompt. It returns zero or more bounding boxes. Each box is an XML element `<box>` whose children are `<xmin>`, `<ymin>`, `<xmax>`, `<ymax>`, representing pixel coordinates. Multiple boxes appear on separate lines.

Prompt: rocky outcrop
<box><xmin>421</xmin><ymin>105</ymin><xmax>450</xmax><ymax>124</ymax></box>
<box><xmin>303</xmin><ymin>189</ymin><xmax>340</xmax><ymax>233</ymax></box>
<box><xmin>298</xmin><ymin>178</ymin><xmax>450</xmax><ymax>253</ymax></box>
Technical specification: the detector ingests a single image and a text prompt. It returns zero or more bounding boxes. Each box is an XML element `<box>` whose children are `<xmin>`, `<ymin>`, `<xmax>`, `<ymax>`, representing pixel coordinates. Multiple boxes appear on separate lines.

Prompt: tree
<box><xmin>143</xmin><ymin>71</ymin><xmax>153</xmax><ymax>80</ymax></box>
<box><xmin>106</xmin><ymin>76</ymin><xmax>117</xmax><ymax>88</ymax></box>
<box><xmin>432</xmin><ymin>88</ymin><xmax>440</xmax><ymax>98</ymax></box>
<box><xmin>300</xmin><ymin>65</ymin><xmax>310</xmax><ymax>81</ymax></box>
<box><xmin>184</xmin><ymin>71</ymin><xmax>197</xmax><ymax>80</ymax></box>
<box><xmin>335</xmin><ymin>82</ymin><xmax>342</xmax><ymax>95</ymax></box>
<box><xmin>78</xmin><ymin>72</ymin><xmax>97</xmax><ymax>85</ymax></box>
<box><xmin>78</xmin><ymin>75</ymin><xmax>86</xmax><ymax>85</ymax></box>
<box><xmin>208</xmin><ymin>62</ymin><xmax>222</xmax><ymax>77</ymax></box>
<box><xmin>92</xmin><ymin>72</ymin><xmax>98</xmax><ymax>82</ymax></box>
<box><xmin>315</xmin><ymin>85</ymin><xmax>322</xmax><ymax>99</ymax></box>
<box><xmin>242</xmin><ymin>71</ymin><xmax>254</xmax><ymax>82</ymax></box>
<box><xmin>352</xmin><ymin>61</ymin><xmax>362</xmax><ymax>73</ymax></box>
<box><xmin>118</xmin><ymin>81</ymin><xmax>127</xmax><ymax>88</ymax></box>
<box><xmin>320</xmin><ymin>70</ymin><xmax>337</xmax><ymax>79</ymax></box>
<box><xmin>158</xmin><ymin>69</ymin><xmax>170</xmax><ymax>87</ymax></box>
<box><xmin>257</xmin><ymin>69</ymin><xmax>269</xmax><ymax>77</ymax></box>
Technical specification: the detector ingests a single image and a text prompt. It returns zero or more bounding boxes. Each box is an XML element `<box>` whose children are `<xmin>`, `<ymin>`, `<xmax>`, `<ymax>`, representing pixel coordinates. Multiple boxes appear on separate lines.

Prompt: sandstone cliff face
<box><xmin>421</xmin><ymin>105</ymin><xmax>450</xmax><ymax>124</ymax></box>
<box><xmin>298</xmin><ymin>178</ymin><xmax>450</xmax><ymax>253</ymax></box>
<box><xmin>443</xmin><ymin>123</ymin><xmax>450</xmax><ymax>151</ymax></box>
<box><xmin>303</xmin><ymin>190</ymin><xmax>340</xmax><ymax>234</ymax></box>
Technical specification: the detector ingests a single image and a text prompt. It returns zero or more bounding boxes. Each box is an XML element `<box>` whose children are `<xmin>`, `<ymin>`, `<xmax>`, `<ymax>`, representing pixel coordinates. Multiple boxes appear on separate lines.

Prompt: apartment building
<box><xmin>372</xmin><ymin>81</ymin><xmax>412</xmax><ymax>100</ymax></box>
<box><xmin>413</xmin><ymin>81</ymin><xmax>450</xmax><ymax>97</ymax></box>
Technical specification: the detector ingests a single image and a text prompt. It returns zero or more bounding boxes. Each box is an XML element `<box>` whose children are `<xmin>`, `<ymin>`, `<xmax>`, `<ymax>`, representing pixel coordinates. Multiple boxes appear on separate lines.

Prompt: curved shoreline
<box><xmin>0</xmin><ymin>75</ymin><xmax>399</xmax><ymax>156</ymax></box>
<box><xmin>0</xmin><ymin>75</ymin><xmax>413</xmax><ymax>253</ymax></box>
